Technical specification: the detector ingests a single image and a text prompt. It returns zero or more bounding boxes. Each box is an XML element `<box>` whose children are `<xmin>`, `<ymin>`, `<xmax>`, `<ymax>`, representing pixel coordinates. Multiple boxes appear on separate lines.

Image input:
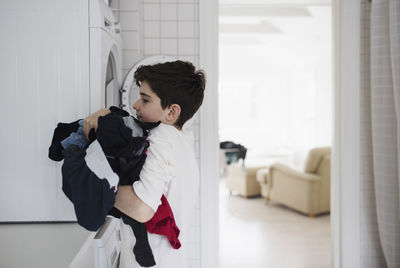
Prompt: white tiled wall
<box><xmin>112</xmin><ymin>0</ymin><xmax>201</xmax><ymax>266</ymax></box>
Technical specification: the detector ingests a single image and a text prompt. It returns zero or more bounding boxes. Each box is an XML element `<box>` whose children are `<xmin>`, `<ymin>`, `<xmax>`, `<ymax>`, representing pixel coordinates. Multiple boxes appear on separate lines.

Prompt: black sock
<box><xmin>121</xmin><ymin>215</ymin><xmax>156</xmax><ymax>267</ymax></box>
<box><xmin>108</xmin><ymin>207</ymin><xmax>123</xmax><ymax>219</ymax></box>
<box><xmin>48</xmin><ymin>120</ymin><xmax>80</xmax><ymax>161</ymax></box>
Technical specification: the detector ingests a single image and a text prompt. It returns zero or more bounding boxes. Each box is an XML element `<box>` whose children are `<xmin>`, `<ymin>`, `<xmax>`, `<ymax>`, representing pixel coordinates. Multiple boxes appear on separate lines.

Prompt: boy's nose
<box><xmin>133</xmin><ymin>99</ymin><xmax>139</xmax><ymax>110</ymax></box>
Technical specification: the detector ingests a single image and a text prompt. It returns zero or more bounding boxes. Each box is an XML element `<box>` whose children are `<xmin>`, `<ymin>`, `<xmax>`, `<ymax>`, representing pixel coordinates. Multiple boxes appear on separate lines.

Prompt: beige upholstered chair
<box><xmin>225</xmin><ymin>163</ymin><xmax>264</xmax><ymax>198</ymax></box>
<box><xmin>256</xmin><ymin>147</ymin><xmax>331</xmax><ymax>217</ymax></box>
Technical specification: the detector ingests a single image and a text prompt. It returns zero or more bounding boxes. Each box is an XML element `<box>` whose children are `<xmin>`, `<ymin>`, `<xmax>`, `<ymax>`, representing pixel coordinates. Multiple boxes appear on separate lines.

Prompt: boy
<box><xmin>84</xmin><ymin>60</ymin><xmax>206</xmax><ymax>267</ymax></box>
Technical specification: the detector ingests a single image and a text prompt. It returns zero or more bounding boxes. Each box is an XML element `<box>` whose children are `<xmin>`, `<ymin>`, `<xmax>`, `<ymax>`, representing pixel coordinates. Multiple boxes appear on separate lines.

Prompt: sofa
<box><xmin>256</xmin><ymin>147</ymin><xmax>331</xmax><ymax>217</ymax></box>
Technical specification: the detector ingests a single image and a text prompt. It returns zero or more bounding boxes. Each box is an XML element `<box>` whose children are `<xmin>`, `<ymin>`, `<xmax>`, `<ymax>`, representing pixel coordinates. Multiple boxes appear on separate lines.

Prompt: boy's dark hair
<box><xmin>134</xmin><ymin>60</ymin><xmax>206</xmax><ymax>128</ymax></box>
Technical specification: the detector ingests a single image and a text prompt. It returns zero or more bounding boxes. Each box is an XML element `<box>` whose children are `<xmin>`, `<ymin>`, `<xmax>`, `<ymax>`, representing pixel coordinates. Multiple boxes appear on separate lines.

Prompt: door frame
<box><xmin>198</xmin><ymin>0</ymin><xmax>362</xmax><ymax>267</ymax></box>
<box><xmin>332</xmin><ymin>0</ymin><xmax>361</xmax><ymax>267</ymax></box>
<box><xmin>199</xmin><ymin>1</ymin><xmax>219</xmax><ymax>268</ymax></box>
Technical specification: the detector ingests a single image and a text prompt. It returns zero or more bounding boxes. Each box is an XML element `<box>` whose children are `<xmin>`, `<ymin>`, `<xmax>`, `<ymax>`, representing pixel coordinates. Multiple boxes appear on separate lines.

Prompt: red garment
<box><xmin>145</xmin><ymin>195</ymin><xmax>181</xmax><ymax>249</ymax></box>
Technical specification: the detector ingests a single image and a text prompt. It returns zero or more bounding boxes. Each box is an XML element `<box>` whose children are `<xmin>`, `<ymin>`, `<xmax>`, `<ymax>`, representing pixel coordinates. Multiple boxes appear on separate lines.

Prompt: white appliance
<box><xmin>93</xmin><ymin>217</ymin><xmax>121</xmax><ymax>268</ymax></box>
<box><xmin>89</xmin><ymin>0</ymin><xmax>122</xmax><ymax>112</ymax></box>
<box><xmin>0</xmin><ymin>0</ymin><xmax>121</xmax><ymax>222</ymax></box>
<box><xmin>68</xmin><ymin>217</ymin><xmax>121</xmax><ymax>268</ymax></box>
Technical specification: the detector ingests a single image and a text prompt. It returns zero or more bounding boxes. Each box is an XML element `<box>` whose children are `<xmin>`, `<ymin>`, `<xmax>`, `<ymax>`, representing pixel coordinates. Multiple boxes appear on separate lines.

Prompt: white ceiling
<box><xmin>219</xmin><ymin>5</ymin><xmax>313</xmax><ymax>17</ymax></box>
<box><xmin>218</xmin><ymin>4</ymin><xmax>332</xmax><ymax>78</ymax></box>
<box><xmin>219</xmin><ymin>0</ymin><xmax>330</xmax><ymax>5</ymax></box>
<box><xmin>219</xmin><ymin>4</ymin><xmax>332</xmax><ymax>37</ymax></box>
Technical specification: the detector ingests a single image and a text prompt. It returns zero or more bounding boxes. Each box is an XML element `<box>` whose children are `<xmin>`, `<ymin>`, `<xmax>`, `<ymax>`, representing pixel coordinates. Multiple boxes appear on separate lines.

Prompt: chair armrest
<box><xmin>256</xmin><ymin>168</ymin><xmax>269</xmax><ymax>184</ymax></box>
<box><xmin>269</xmin><ymin>163</ymin><xmax>320</xmax><ymax>182</ymax></box>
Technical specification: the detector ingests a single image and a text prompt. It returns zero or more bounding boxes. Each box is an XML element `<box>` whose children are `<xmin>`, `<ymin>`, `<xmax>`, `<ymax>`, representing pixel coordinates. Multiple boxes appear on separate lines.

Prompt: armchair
<box><xmin>256</xmin><ymin>147</ymin><xmax>331</xmax><ymax>217</ymax></box>
<box><xmin>225</xmin><ymin>163</ymin><xmax>264</xmax><ymax>198</ymax></box>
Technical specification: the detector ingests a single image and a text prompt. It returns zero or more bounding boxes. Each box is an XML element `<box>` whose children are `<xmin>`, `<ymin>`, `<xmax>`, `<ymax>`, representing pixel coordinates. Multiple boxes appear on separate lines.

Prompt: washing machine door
<box><xmin>105</xmin><ymin>52</ymin><xmax>119</xmax><ymax>108</ymax></box>
<box><xmin>120</xmin><ymin>55</ymin><xmax>175</xmax><ymax>115</ymax></box>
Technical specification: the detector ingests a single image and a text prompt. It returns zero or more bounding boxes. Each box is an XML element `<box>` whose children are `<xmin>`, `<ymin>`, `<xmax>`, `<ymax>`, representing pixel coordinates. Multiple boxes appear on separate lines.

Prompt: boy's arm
<box><xmin>114</xmin><ymin>185</ymin><xmax>155</xmax><ymax>223</ymax></box>
<box><xmin>83</xmin><ymin>108</ymin><xmax>111</xmax><ymax>138</ymax></box>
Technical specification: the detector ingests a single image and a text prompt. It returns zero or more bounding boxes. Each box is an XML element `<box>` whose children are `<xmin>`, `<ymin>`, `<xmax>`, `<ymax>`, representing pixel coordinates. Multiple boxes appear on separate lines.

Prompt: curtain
<box><xmin>360</xmin><ymin>0</ymin><xmax>400</xmax><ymax>267</ymax></box>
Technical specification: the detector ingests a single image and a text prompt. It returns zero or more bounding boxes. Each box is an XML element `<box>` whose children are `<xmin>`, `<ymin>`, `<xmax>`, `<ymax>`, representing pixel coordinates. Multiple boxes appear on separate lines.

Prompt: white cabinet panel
<box><xmin>0</xmin><ymin>0</ymin><xmax>90</xmax><ymax>221</ymax></box>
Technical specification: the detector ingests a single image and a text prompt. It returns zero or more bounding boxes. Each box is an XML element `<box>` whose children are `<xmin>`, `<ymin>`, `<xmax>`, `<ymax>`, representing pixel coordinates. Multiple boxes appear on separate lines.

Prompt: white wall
<box><xmin>113</xmin><ymin>0</ymin><xmax>202</xmax><ymax>266</ymax></box>
<box><xmin>332</xmin><ymin>0</ymin><xmax>361</xmax><ymax>267</ymax></box>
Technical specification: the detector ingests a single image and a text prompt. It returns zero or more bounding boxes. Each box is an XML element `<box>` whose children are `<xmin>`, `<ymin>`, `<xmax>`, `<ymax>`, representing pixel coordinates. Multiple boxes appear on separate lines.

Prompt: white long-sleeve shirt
<box><xmin>119</xmin><ymin>123</ymin><xmax>200</xmax><ymax>268</ymax></box>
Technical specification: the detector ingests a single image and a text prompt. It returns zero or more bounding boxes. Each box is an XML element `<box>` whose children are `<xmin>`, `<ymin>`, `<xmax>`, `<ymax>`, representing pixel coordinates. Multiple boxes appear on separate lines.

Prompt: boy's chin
<box><xmin>136</xmin><ymin>116</ymin><xmax>155</xmax><ymax>123</ymax></box>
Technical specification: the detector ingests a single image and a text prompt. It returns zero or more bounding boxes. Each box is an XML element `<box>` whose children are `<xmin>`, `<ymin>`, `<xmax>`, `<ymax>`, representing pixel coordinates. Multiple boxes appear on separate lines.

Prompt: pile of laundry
<box><xmin>48</xmin><ymin>106</ymin><xmax>179</xmax><ymax>267</ymax></box>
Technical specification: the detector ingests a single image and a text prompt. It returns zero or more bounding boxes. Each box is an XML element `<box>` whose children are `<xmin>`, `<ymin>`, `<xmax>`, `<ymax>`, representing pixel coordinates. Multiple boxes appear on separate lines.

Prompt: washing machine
<box><xmin>89</xmin><ymin>0</ymin><xmax>175</xmax><ymax>115</ymax></box>
<box><xmin>89</xmin><ymin>0</ymin><xmax>122</xmax><ymax>113</ymax></box>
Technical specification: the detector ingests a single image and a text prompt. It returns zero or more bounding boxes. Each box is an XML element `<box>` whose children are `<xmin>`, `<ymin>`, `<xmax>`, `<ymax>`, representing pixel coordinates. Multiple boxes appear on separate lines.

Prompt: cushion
<box><xmin>304</xmin><ymin>147</ymin><xmax>331</xmax><ymax>173</ymax></box>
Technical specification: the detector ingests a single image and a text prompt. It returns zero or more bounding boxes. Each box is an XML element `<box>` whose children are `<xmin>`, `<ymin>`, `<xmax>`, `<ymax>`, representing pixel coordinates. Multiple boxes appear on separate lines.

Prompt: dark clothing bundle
<box><xmin>48</xmin><ymin>106</ymin><xmax>180</xmax><ymax>267</ymax></box>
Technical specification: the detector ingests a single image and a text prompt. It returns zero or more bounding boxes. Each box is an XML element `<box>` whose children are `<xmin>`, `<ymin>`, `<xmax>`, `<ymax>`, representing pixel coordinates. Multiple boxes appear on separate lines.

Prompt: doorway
<box><xmin>217</xmin><ymin>1</ymin><xmax>332</xmax><ymax>267</ymax></box>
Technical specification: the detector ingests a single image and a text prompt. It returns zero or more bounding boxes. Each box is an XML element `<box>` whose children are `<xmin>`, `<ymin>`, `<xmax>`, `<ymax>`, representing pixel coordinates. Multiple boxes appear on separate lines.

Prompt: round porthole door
<box><xmin>120</xmin><ymin>55</ymin><xmax>175</xmax><ymax>115</ymax></box>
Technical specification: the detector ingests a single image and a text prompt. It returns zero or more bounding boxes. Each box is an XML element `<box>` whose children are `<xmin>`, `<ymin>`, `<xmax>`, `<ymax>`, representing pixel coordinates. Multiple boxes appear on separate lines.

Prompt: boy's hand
<box><xmin>83</xmin><ymin>108</ymin><xmax>111</xmax><ymax>138</ymax></box>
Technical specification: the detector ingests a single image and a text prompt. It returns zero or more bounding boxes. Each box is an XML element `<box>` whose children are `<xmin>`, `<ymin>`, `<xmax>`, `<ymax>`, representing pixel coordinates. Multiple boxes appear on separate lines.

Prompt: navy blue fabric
<box><xmin>61</xmin><ymin>146</ymin><xmax>115</xmax><ymax>232</ymax></box>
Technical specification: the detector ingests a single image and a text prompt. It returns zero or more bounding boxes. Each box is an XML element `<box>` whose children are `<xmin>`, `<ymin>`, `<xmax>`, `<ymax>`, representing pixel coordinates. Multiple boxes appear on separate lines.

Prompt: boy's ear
<box><xmin>167</xmin><ymin>104</ymin><xmax>181</xmax><ymax>123</ymax></box>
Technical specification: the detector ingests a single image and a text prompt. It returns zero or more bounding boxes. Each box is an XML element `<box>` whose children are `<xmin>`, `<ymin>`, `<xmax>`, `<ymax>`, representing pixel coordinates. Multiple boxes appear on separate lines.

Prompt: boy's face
<box><xmin>133</xmin><ymin>80</ymin><xmax>169</xmax><ymax>123</ymax></box>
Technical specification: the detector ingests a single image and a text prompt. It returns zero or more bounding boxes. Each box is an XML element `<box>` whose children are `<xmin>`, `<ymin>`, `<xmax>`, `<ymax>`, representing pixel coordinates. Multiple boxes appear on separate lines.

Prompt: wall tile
<box><xmin>178</xmin><ymin>38</ymin><xmax>196</xmax><ymax>55</ymax></box>
<box><xmin>161</xmin><ymin>21</ymin><xmax>178</xmax><ymax>37</ymax></box>
<box><xmin>193</xmin><ymin>21</ymin><xmax>199</xmax><ymax>38</ymax></box>
<box><xmin>119</xmin><ymin>0</ymin><xmax>139</xmax><ymax>11</ymax></box>
<box><xmin>119</xmin><ymin>11</ymin><xmax>140</xmax><ymax>31</ymax></box>
<box><xmin>110</xmin><ymin>0</ymin><xmax>119</xmax><ymax>9</ymax></box>
<box><xmin>161</xmin><ymin>38</ymin><xmax>178</xmax><ymax>55</ymax></box>
<box><xmin>193</xmin><ymin>4</ymin><xmax>199</xmax><ymax>21</ymax></box>
<box><xmin>113</xmin><ymin>10</ymin><xmax>120</xmax><ymax>21</ymax></box>
<box><xmin>161</xmin><ymin>4</ymin><xmax>178</xmax><ymax>20</ymax></box>
<box><xmin>144</xmin><ymin>38</ymin><xmax>161</xmax><ymax>55</ymax></box>
<box><xmin>144</xmin><ymin>21</ymin><xmax>160</xmax><ymax>37</ymax></box>
<box><xmin>178</xmin><ymin>3</ymin><xmax>195</xmax><ymax>21</ymax></box>
<box><xmin>121</xmin><ymin>31</ymin><xmax>139</xmax><ymax>50</ymax></box>
<box><xmin>178</xmin><ymin>21</ymin><xmax>195</xmax><ymax>38</ymax></box>
<box><xmin>122</xmin><ymin>50</ymin><xmax>140</xmax><ymax>69</ymax></box>
<box><xmin>144</xmin><ymin>4</ymin><xmax>160</xmax><ymax>20</ymax></box>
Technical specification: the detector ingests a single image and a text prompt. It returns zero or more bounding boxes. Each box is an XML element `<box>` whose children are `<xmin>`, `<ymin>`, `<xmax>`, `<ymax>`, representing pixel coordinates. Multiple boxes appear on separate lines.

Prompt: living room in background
<box><xmin>218</xmin><ymin>2</ymin><xmax>332</xmax><ymax>168</ymax></box>
<box><xmin>218</xmin><ymin>1</ymin><xmax>333</xmax><ymax>267</ymax></box>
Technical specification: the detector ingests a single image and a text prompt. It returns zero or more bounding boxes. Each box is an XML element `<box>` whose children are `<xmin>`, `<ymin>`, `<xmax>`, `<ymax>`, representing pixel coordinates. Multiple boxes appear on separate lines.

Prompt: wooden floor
<box><xmin>219</xmin><ymin>178</ymin><xmax>331</xmax><ymax>268</ymax></box>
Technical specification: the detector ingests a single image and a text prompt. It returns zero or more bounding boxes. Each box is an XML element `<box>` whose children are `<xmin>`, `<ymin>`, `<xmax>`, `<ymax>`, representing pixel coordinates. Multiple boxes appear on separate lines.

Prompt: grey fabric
<box><xmin>360</xmin><ymin>0</ymin><xmax>400</xmax><ymax>267</ymax></box>
<box><xmin>123</xmin><ymin>116</ymin><xmax>143</xmax><ymax>137</ymax></box>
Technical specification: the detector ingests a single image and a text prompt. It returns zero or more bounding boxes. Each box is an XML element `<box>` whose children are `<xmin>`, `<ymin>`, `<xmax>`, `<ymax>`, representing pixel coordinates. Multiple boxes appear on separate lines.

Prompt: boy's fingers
<box><xmin>82</xmin><ymin>108</ymin><xmax>109</xmax><ymax>138</ymax></box>
<box><xmin>83</xmin><ymin>118</ymin><xmax>95</xmax><ymax>138</ymax></box>
<box><xmin>83</xmin><ymin>119</ymin><xmax>90</xmax><ymax>138</ymax></box>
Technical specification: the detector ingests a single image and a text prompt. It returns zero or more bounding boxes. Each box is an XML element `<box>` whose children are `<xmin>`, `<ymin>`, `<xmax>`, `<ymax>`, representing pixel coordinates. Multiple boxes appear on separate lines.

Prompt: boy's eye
<box><xmin>142</xmin><ymin>98</ymin><xmax>149</xmax><ymax>103</ymax></box>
